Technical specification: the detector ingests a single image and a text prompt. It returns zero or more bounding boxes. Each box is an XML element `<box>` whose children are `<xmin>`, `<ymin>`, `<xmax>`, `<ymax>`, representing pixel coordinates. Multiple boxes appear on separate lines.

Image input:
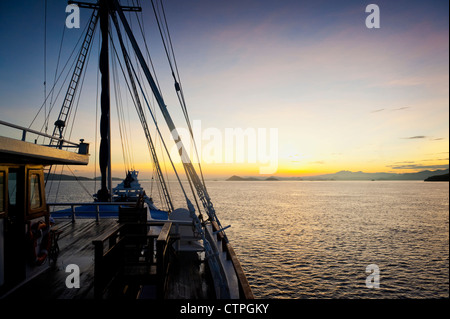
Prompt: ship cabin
<box><xmin>0</xmin><ymin>122</ymin><xmax>89</xmax><ymax>297</ymax></box>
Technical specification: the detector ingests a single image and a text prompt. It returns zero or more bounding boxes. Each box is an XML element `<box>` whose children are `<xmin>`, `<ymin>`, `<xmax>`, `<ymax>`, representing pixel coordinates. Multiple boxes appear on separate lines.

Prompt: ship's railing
<box><xmin>211</xmin><ymin>220</ymin><xmax>254</xmax><ymax>299</ymax></box>
<box><xmin>48</xmin><ymin>201</ymin><xmax>196</xmax><ymax>226</ymax></box>
<box><xmin>92</xmin><ymin>222</ymin><xmax>125</xmax><ymax>299</ymax></box>
<box><xmin>0</xmin><ymin>120</ymin><xmax>88</xmax><ymax>154</ymax></box>
<box><xmin>92</xmin><ymin>221</ymin><xmax>174</xmax><ymax>299</ymax></box>
<box><xmin>48</xmin><ymin>202</ymin><xmax>254</xmax><ymax>299</ymax></box>
<box><xmin>48</xmin><ymin>202</ymin><xmax>136</xmax><ymax>222</ymax></box>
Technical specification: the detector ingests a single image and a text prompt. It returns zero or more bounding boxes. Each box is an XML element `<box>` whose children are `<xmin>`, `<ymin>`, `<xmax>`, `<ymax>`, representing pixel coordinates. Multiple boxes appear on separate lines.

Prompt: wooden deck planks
<box><xmin>165</xmin><ymin>251</ymin><xmax>215</xmax><ymax>299</ymax></box>
<box><xmin>5</xmin><ymin>218</ymin><xmax>119</xmax><ymax>299</ymax></box>
<box><xmin>4</xmin><ymin>218</ymin><xmax>248</xmax><ymax>300</ymax></box>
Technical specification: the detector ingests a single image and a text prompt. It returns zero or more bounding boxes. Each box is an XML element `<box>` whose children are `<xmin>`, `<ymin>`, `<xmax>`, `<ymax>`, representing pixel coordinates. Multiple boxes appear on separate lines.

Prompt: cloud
<box><xmin>310</xmin><ymin>161</ymin><xmax>325</xmax><ymax>165</ymax></box>
<box><xmin>371</xmin><ymin>107</ymin><xmax>410</xmax><ymax>114</ymax></box>
<box><xmin>423</xmin><ymin>158</ymin><xmax>449</xmax><ymax>162</ymax></box>
<box><xmin>388</xmin><ymin>164</ymin><xmax>449</xmax><ymax>170</ymax></box>
<box><xmin>392</xmin><ymin>107</ymin><xmax>410</xmax><ymax>111</ymax></box>
<box><xmin>381</xmin><ymin>77</ymin><xmax>425</xmax><ymax>88</ymax></box>
<box><xmin>401</xmin><ymin>136</ymin><xmax>428</xmax><ymax>139</ymax></box>
<box><xmin>400</xmin><ymin>136</ymin><xmax>445</xmax><ymax>140</ymax></box>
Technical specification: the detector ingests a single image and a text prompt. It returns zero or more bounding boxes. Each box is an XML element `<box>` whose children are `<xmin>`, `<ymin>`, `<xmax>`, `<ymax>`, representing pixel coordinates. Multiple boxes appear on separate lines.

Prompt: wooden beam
<box><xmin>68</xmin><ymin>0</ymin><xmax>142</xmax><ymax>11</ymax></box>
<box><xmin>0</xmin><ymin>136</ymin><xmax>89</xmax><ymax>165</ymax></box>
<box><xmin>157</xmin><ymin>222</ymin><xmax>172</xmax><ymax>242</ymax></box>
<box><xmin>211</xmin><ymin>220</ymin><xmax>254</xmax><ymax>299</ymax></box>
<box><xmin>226</xmin><ymin>243</ymin><xmax>255</xmax><ymax>299</ymax></box>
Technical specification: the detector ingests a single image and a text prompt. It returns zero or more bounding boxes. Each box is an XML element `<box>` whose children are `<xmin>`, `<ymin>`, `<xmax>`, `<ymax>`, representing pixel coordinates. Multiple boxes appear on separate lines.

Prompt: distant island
<box><xmin>424</xmin><ymin>173</ymin><xmax>449</xmax><ymax>182</ymax></box>
<box><xmin>226</xmin><ymin>169</ymin><xmax>449</xmax><ymax>182</ymax></box>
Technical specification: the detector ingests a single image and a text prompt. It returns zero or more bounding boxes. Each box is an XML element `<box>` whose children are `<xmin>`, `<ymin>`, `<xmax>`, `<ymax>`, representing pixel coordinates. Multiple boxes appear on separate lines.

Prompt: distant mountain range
<box><xmin>304</xmin><ymin>169</ymin><xmax>449</xmax><ymax>181</ymax></box>
<box><xmin>46</xmin><ymin>169</ymin><xmax>449</xmax><ymax>182</ymax></box>
<box><xmin>226</xmin><ymin>169</ymin><xmax>449</xmax><ymax>181</ymax></box>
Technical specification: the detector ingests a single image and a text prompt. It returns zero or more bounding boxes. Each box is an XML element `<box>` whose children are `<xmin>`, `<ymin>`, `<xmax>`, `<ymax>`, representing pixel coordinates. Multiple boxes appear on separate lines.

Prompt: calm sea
<box><xmin>47</xmin><ymin>180</ymin><xmax>449</xmax><ymax>299</ymax></box>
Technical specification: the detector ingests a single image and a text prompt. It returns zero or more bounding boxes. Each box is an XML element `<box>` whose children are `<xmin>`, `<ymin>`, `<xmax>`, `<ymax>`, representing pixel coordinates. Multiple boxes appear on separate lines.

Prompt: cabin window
<box><xmin>0</xmin><ymin>171</ymin><xmax>4</xmax><ymax>213</ymax></box>
<box><xmin>29</xmin><ymin>173</ymin><xmax>42</xmax><ymax>210</ymax></box>
<box><xmin>8</xmin><ymin>171</ymin><xmax>17</xmax><ymax>207</ymax></box>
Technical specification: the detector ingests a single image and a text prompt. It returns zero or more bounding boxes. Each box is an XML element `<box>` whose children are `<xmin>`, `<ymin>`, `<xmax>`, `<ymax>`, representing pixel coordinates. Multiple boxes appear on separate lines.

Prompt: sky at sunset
<box><xmin>0</xmin><ymin>0</ymin><xmax>448</xmax><ymax>179</ymax></box>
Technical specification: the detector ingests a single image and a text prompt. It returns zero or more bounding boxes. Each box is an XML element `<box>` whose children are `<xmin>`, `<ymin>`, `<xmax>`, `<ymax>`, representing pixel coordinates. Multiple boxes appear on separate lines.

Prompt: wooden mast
<box><xmin>97</xmin><ymin>0</ymin><xmax>111</xmax><ymax>201</ymax></box>
<box><xmin>69</xmin><ymin>0</ymin><xmax>141</xmax><ymax>202</ymax></box>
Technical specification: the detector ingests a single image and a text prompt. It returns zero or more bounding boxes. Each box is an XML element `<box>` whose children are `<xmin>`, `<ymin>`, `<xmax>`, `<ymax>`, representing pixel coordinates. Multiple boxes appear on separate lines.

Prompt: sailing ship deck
<box><xmin>1</xmin><ymin>0</ymin><xmax>253</xmax><ymax>301</ymax></box>
<box><xmin>4</xmin><ymin>218</ymin><xmax>214</xmax><ymax>299</ymax></box>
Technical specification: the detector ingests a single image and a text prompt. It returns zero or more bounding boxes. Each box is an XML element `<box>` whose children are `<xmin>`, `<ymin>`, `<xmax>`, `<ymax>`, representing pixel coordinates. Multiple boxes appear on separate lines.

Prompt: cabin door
<box><xmin>3</xmin><ymin>167</ymin><xmax>26</xmax><ymax>289</ymax></box>
<box><xmin>0</xmin><ymin>167</ymin><xmax>6</xmax><ymax>288</ymax></box>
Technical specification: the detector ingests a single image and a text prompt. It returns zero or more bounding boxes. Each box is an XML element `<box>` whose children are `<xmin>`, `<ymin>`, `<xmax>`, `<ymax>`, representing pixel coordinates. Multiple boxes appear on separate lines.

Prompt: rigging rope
<box><xmin>43</xmin><ymin>0</ymin><xmax>48</xmax><ymax>134</ymax></box>
<box><xmin>66</xmin><ymin>166</ymin><xmax>95</xmax><ymax>199</ymax></box>
<box><xmin>112</xmin><ymin>2</ymin><xmax>229</xmax><ymax>294</ymax></box>
<box><xmin>46</xmin><ymin>29</ymin><xmax>94</xmax><ymax>190</ymax></box>
<box><xmin>130</xmin><ymin>6</ymin><xmax>173</xmax><ymax>204</ymax></box>
<box><xmin>127</xmin><ymin>51</ymin><xmax>192</xmax><ymax>207</ymax></box>
<box><xmin>67</xmin><ymin>32</ymin><xmax>94</xmax><ymax>143</ymax></box>
<box><xmin>30</xmin><ymin>17</ymin><xmax>92</xmax><ymax>135</ymax></box>
<box><xmin>49</xmin><ymin>25</ymin><xmax>66</xmax><ymax>127</ymax></box>
<box><xmin>128</xmin><ymin>1</ymin><xmax>172</xmax><ymax>206</ymax></box>
<box><xmin>111</xmin><ymin>36</ymin><xmax>136</xmax><ymax>175</ymax></box>
<box><xmin>151</xmin><ymin>0</ymin><xmax>208</xmax><ymax>192</ymax></box>
<box><xmin>134</xmin><ymin>0</ymin><xmax>163</xmax><ymax>95</ymax></box>
<box><xmin>94</xmin><ymin>30</ymin><xmax>100</xmax><ymax>195</ymax></box>
<box><xmin>44</xmin><ymin>16</ymin><xmax>96</xmax><ymax>189</ymax></box>
<box><xmin>111</xmin><ymin>44</ymin><xmax>128</xmax><ymax>174</ymax></box>
<box><xmin>109</xmin><ymin>24</ymin><xmax>172</xmax><ymax>210</ymax></box>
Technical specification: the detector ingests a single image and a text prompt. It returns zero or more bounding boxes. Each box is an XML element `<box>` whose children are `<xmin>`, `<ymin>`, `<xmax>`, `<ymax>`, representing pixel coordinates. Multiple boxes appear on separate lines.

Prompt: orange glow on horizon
<box><xmin>66</xmin><ymin>156</ymin><xmax>449</xmax><ymax>180</ymax></box>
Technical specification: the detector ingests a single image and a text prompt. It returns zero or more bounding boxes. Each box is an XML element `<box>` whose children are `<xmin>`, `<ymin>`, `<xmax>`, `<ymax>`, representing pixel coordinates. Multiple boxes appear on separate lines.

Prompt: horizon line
<box><xmin>51</xmin><ymin>166</ymin><xmax>449</xmax><ymax>180</ymax></box>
